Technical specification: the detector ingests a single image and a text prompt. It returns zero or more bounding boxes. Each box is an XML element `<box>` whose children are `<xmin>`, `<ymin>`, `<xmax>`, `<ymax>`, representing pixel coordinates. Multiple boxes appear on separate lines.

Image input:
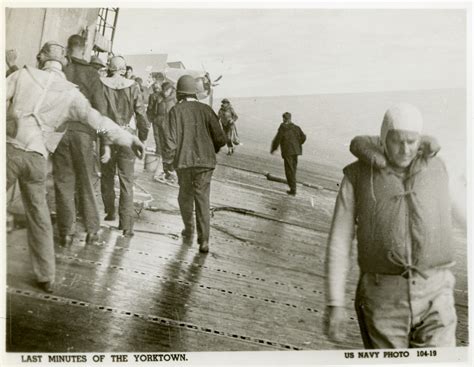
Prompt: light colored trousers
<box><xmin>7</xmin><ymin>144</ymin><xmax>56</xmax><ymax>283</ymax></box>
<box><xmin>355</xmin><ymin>268</ymin><xmax>457</xmax><ymax>348</ymax></box>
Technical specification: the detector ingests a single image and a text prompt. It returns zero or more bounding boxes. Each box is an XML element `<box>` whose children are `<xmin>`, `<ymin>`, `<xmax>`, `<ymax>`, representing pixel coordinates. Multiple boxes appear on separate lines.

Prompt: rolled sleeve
<box><xmin>325</xmin><ymin>175</ymin><xmax>356</xmax><ymax>307</ymax></box>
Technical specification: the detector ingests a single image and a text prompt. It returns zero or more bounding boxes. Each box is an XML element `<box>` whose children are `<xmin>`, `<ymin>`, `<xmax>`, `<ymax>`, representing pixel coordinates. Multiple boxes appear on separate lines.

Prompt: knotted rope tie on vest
<box><xmin>393</xmin><ymin>189</ymin><xmax>416</xmax><ymax>199</ymax></box>
<box><xmin>387</xmin><ymin>250</ymin><xmax>428</xmax><ymax>279</ymax></box>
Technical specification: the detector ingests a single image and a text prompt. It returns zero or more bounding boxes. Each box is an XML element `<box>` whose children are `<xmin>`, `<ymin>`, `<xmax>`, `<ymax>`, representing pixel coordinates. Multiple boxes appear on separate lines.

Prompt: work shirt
<box><xmin>6</xmin><ymin>66</ymin><xmax>135</xmax><ymax>157</ymax></box>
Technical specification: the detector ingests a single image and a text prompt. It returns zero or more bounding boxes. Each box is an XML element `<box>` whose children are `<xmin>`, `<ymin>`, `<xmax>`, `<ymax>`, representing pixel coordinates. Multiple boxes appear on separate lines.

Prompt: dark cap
<box><xmin>221</xmin><ymin>98</ymin><xmax>230</xmax><ymax>104</ymax></box>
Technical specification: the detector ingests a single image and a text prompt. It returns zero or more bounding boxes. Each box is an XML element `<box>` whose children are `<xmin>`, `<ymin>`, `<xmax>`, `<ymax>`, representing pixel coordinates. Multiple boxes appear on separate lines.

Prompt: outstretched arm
<box><xmin>69</xmin><ymin>90</ymin><xmax>144</xmax><ymax>159</ymax></box>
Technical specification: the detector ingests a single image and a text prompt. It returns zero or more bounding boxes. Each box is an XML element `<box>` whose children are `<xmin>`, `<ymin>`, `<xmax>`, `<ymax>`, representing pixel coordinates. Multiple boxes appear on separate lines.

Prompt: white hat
<box><xmin>380</xmin><ymin>103</ymin><xmax>423</xmax><ymax>151</ymax></box>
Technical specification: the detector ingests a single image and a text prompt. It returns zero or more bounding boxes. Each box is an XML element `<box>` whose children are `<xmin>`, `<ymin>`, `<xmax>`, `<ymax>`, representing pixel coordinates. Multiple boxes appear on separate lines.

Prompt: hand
<box><xmin>6</xmin><ymin>49</ymin><xmax>17</xmax><ymax>68</ymax></box>
<box><xmin>101</xmin><ymin>145</ymin><xmax>111</xmax><ymax>163</ymax></box>
<box><xmin>131</xmin><ymin>136</ymin><xmax>144</xmax><ymax>159</ymax></box>
<box><xmin>324</xmin><ymin>306</ymin><xmax>346</xmax><ymax>342</ymax></box>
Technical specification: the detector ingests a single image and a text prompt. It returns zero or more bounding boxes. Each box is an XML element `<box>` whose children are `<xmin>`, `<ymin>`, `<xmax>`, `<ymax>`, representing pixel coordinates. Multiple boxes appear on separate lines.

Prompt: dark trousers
<box><xmin>283</xmin><ymin>155</ymin><xmax>298</xmax><ymax>193</ymax></box>
<box><xmin>100</xmin><ymin>145</ymin><xmax>136</xmax><ymax>231</ymax></box>
<box><xmin>152</xmin><ymin>119</ymin><xmax>162</xmax><ymax>155</ymax></box>
<box><xmin>52</xmin><ymin>131</ymin><xmax>100</xmax><ymax>236</ymax></box>
<box><xmin>176</xmin><ymin>168</ymin><xmax>214</xmax><ymax>244</ymax></box>
<box><xmin>7</xmin><ymin>144</ymin><xmax>55</xmax><ymax>283</ymax></box>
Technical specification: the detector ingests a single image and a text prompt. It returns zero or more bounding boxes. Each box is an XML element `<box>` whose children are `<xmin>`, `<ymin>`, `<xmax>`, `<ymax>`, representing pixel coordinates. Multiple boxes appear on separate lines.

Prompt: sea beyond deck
<box><xmin>6</xmin><ymin>152</ymin><xmax>469</xmax><ymax>352</ymax></box>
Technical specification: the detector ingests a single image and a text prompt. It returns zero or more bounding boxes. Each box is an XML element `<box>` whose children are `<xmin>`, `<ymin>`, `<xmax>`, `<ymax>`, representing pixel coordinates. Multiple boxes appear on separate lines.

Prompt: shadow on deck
<box><xmin>5</xmin><ymin>156</ymin><xmax>469</xmax><ymax>352</ymax></box>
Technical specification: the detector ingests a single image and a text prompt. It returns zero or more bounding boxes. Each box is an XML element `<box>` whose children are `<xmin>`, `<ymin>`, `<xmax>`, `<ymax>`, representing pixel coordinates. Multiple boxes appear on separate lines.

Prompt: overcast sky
<box><xmin>114</xmin><ymin>8</ymin><xmax>466</xmax><ymax>98</ymax></box>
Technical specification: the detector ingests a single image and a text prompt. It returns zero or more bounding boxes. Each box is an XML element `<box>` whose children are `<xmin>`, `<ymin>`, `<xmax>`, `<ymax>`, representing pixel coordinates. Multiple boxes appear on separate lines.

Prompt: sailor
<box><xmin>270</xmin><ymin>112</ymin><xmax>306</xmax><ymax>196</ymax></box>
<box><xmin>147</xmin><ymin>81</ymin><xmax>178</xmax><ymax>184</ymax></box>
<box><xmin>218</xmin><ymin>98</ymin><xmax>239</xmax><ymax>155</ymax></box>
<box><xmin>98</xmin><ymin>56</ymin><xmax>149</xmax><ymax>236</ymax></box>
<box><xmin>6</xmin><ymin>41</ymin><xmax>144</xmax><ymax>293</ymax></box>
<box><xmin>162</xmin><ymin>75</ymin><xmax>226</xmax><ymax>253</ymax></box>
<box><xmin>52</xmin><ymin>34</ymin><xmax>105</xmax><ymax>247</ymax></box>
<box><xmin>325</xmin><ymin>103</ymin><xmax>458</xmax><ymax>348</ymax></box>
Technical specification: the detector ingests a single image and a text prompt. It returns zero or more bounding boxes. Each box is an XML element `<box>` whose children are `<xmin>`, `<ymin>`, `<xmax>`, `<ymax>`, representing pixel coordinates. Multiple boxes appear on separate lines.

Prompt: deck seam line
<box><xmin>8</xmin><ymin>287</ymin><xmax>302</xmax><ymax>351</ymax></box>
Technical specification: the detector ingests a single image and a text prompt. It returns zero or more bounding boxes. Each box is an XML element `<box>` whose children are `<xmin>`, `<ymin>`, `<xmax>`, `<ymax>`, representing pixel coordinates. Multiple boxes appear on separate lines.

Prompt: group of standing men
<box><xmin>6</xmin><ymin>34</ymin><xmax>229</xmax><ymax>293</ymax></box>
<box><xmin>51</xmin><ymin>35</ymin><xmax>149</xmax><ymax>245</ymax></box>
<box><xmin>6</xmin><ymin>36</ymin><xmax>145</xmax><ymax>293</ymax></box>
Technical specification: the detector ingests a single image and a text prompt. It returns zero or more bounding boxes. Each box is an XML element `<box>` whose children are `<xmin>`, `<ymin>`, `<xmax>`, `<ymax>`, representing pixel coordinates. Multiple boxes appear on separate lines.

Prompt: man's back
<box><xmin>275</xmin><ymin>122</ymin><xmax>306</xmax><ymax>157</ymax></box>
<box><xmin>64</xmin><ymin>57</ymin><xmax>103</xmax><ymax>106</ymax></box>
<box><xmin>7</xmin><ymin>66</ymin><xmax>80</xmax><ymax>155</ymax></box>
<box><xmin>166</xmin><ymin>100</ymin><xmax>226</xmax><ymax>169</ymax></box>
<box><xmin>61</xmin><ymin>57</ymin><xmax>104</xmax><ymax>134</ymax></box>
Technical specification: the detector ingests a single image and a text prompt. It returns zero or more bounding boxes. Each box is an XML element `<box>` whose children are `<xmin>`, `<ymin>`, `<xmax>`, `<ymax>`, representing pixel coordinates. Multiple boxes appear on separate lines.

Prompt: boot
<box><xmin>199</xmin><ymin>241</ymin><xmax>209</xmax><ymax>253</ymax></box>
<box><xmin>59</xmin><ymin>235</ymin><xmax>73</xmax><ymax>247</ymax></box>
<box><xmin>86</xmin><ymin>232</ymin><xmax>99</xmax><ymax>245</ymax></box>
<box><xmin>37</xmin><ymin>281</ymin><xmax>54</xmax><ymax>293</ymax></box>
<box><xmin>122</xmin><ymin>229</ymin><xmax>135</xmax><ymax>237</ymax></box>
<box><xmin>104</xmin><ymin>212</ymin><xmax>116</xmax><ymax>221</ymax></box>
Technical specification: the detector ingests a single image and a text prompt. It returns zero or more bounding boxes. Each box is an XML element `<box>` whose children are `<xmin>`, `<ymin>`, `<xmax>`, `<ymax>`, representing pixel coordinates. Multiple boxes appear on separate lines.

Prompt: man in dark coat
<box><xmin>147</xmin><ymin>82</ymin><xmax>178</xmax><ymax>184</ymax></box>
<box><xmin>270</xmin><ymin>112</ymin><xmax>306</xmax><ymax>196</ymax></box>
<box><xmin>52</xmin><ymin>34</ymin><xmax>106</xmax><ymax>246</ymax></box>
<box><xmin>98</xmin><ymin>56</ymin><xmax>149</xmax><ymax>236</ymax></box>
<box><xmin>162</xmin><ymin>75</ymin><xmax>226</xmax><ymax>253</ymax></box>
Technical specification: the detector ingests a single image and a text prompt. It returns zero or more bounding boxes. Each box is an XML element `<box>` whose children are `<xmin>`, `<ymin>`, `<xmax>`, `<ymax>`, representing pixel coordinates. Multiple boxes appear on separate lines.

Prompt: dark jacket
<box><xmin>58</xmin><ymin>56</ymin><xmax>106</xmax><ymax>136</ymax></box>
<box><xmin>98</xmin><ymin>75</ymin><xmax>149</xmax><ymax>142</ymax></box>
<box><xmin>147</xmin><ymin>92</ymin><xmax>176</xmax><ymax>123</ymax></box>
<box><xmin>271</xmin><ymin>122</ymin><xmax>306</xmax><ymax>157</ymax></box>
<box><xmin>163</xmin><ymin>99</ymin><xmax>226</xmax><ymax>170</ymax></box>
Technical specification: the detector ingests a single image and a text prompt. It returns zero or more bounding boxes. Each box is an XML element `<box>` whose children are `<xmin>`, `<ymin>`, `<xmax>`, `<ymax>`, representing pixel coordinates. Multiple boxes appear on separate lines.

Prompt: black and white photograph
<box><xmin>2</xmin><ymin>1</ymin><xmax>471</xmax><ymax>366</ymax></box>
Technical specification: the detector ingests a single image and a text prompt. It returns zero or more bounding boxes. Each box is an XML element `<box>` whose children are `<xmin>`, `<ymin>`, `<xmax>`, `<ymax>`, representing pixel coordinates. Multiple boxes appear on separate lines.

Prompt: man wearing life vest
<box><xmin>325</xmin><ymin>103</ymin><xmax>457</xmax><ymax>348</ymax></box>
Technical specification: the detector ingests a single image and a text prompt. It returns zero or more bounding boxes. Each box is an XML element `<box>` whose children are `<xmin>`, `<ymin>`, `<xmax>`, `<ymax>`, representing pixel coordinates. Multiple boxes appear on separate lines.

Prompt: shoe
<box><xmin>123</xmin><ymin>229</ymin><xmax>135</xmax><ymax>237</ymax></box>
<box><xmin>86</xmin><ymin>232</ymin><xmax>99</xmax><ymax>245</ymax></box>
<box><xmin>104</xmin><ymin>213</ymin><xmax>116</xmax><ymax>221</ymax></box>
<box><xmin>199</xmin><ymin>241</ymin><xmax>209</xmax><ymax>253</ymax></box>
<box><xmin>181</xmin><ymin>229</ymin><xmax>194</xmax><ymax>245</ymax></box>
<box><xmin>37</xmin><ymin>281</ymin><xmax>54</xmax><ymax>293</ymax></box>
<box><xmin>286</xmin><ymin>190</ymin><xmax>296</xmax><ymax>196</ymax></box>
<box><xmin>59</xmin><ymin>235</ymin><xmax>73</xmax><ymax>247</ymax></box>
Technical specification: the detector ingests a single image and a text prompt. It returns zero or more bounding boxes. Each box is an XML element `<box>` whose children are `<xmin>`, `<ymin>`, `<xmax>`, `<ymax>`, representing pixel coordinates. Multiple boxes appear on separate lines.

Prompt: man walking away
<box><xmin>153</xmin><ymin>82</ymin><xmax>178</xmax><ymax>184</ymax></box>
<box><xmin>325</xmin><ymin>103</ymin><xmax>458</xmax><ymax>348</ymax></box>
<box><xmin>98</xmin><ymin>56</ymin><xmax>149</xmax><ymax>236</ymax></box>
<box><xmin>6</xmin><ymin>41</ymin><xmax>144</xmax><ymax>293</ymax></box>
<box><xmin>270</xmin><ymin>112</ymin><xmax>306</xmax><ymax>196</ymax></box>
<box><xmin>52</xmin><ymin>34</ymin><xmax>104</xmax><ymax>247</ymax></box>
<box><xmin>162</xmin><ymin>75</ymin><xmax>226</xmax><ymax>253</ymax></box>
<box><xmin>147</xmin><ymin>83</ymin><xmax>163</xmax><ymax>155</ymax></box>
<box><xmin>218</xmin><ymin>98</ymin><xmax>239</xmax><ymax>155</ymax></box>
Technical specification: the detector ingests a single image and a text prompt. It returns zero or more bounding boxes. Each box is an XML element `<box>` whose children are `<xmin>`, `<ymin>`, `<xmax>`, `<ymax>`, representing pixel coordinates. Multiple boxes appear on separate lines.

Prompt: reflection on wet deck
<box><xmin>6</xmin><ymin>160</ymin><xmax>469</xmax><ymax>352</ymax></box>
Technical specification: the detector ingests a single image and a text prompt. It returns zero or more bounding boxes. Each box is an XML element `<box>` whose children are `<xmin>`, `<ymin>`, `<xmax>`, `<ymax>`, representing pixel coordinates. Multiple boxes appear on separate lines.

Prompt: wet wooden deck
<box><xmin>6</xmin><ymin>154</ymin><xmax>469</xmax><ymax>352</ymax></box>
